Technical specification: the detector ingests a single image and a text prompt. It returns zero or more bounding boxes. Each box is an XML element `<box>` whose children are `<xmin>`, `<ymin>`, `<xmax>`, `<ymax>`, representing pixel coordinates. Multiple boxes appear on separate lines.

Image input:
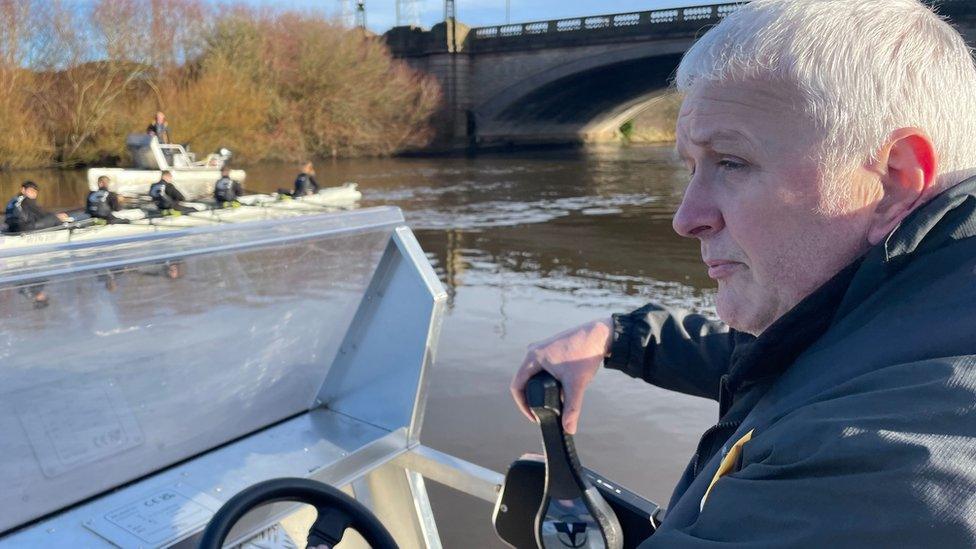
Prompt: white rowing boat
<box><xmin>0</xmin><ymin>185</ymin><xmax>363</xmax><ymax>252</ymax></box>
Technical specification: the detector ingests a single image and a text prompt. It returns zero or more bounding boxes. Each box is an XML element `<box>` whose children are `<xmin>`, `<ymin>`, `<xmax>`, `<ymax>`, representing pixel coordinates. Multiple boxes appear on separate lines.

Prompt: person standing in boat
<box><xmin>293</xmin><ymin>161</ymin><xmax>320</xmax><ymax>197</ymax></box>
<box><xmin>213</xmin><ymin>166</ymin><xmax>244</xmax><ymax>207</ymax></box>
<box><xmin>86</xmin><ymin>176</ymin><xmax>128</xmax><ymax>224</ymax></box>
<box><xmin>149</xmin><ymin>171</ymin><xmax>189</xmax><ymax>215</ymax></box>
<box><xmin>146</xmin><ymin>111</ymin><xmax>171</xmax><ymax>144</ymax></box>
<box><xmin>510</xmin><ymin>0</ymin><xmax>976</xmax><ymax>546</ymax></box>
<box><xmin>4</xmin><ymin>181</ymin><xmax>69</xmax><ymax>233</ymax></box>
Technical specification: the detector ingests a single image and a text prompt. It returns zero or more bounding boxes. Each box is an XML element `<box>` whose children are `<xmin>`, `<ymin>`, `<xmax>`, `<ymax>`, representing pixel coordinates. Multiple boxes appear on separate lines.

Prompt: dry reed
<box><xmin>0</xmin><ymin>0</ymin><xmax>440</xmax><ymax>169</ymax></box>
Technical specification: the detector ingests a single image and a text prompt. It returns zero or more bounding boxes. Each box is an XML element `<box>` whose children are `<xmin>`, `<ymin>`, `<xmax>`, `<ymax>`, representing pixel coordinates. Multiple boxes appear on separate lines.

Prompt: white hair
<box><xmin>677</xmin><ymin>0</ymin><xmax>976</xmax><ymax>188</ymax></box>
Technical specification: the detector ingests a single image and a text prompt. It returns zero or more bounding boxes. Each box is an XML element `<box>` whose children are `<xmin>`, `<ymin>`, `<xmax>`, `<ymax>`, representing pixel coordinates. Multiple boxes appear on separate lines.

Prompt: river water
<box><xmin>8</xmin><ymin>144</ymin><xmax>718</xmax><ymax>547</ymax></box>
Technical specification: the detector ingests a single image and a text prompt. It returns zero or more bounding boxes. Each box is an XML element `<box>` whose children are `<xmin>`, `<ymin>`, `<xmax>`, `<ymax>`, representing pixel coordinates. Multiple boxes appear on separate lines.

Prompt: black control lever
<box><xmin>525</xmin><ymin>371</ymin><xmax>623</xmax><ymax>549</ymax></box>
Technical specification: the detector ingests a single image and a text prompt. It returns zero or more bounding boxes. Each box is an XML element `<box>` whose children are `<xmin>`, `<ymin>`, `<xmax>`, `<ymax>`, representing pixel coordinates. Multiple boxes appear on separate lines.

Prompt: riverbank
<box><xmin>0</xmin><ymin>2</ymin><xmax>439</xmax><ymax>170</ymax></box>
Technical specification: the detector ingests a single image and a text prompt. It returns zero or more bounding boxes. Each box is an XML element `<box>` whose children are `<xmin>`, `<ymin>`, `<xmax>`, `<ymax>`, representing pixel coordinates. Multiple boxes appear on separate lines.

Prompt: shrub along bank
<box><xmin>0</xmin><ymin>1</ymin><xmax>440</xmax><ymax>169</ymax></box>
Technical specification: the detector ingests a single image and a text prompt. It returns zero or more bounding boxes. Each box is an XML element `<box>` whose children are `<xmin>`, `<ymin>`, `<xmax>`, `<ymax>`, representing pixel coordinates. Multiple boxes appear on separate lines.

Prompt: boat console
<box><xmin>492</xmin><ymin>373</ymin><xmax>661</xmax><ymax>549</ymax></box>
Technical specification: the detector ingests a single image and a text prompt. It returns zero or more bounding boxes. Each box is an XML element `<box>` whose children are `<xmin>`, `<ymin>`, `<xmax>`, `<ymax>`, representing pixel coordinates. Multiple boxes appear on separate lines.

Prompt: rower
<box><xmin>149</xmin><ymin>170</ymin><xmax>189</xmax><ymax>215</ymax></box>
<box><xmin>293</xmin><ymin>161</ymin><xmax>320</xmax><ymax>197</ymax></box>
<box><xmin>86</xmin><ymin>176</ymin><xmax>129</xmax><ymax>224</ymax></box>
<box><xmin>4</xmin><ymin>181</ymin><xmax>69</xmax><ymax>234</ymax></box>
<box><xmin>213</xmin><ymin>166</ymin><xmax>243</xmax><ymax>207</ymax></box>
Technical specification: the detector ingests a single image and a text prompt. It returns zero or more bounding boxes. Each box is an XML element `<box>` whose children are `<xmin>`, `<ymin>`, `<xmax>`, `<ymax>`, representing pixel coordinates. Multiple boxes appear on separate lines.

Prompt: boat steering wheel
<box><xmin>197</xmin><ymin>477</ymin><xmax>398</xmax><ymax>549</ymax></box>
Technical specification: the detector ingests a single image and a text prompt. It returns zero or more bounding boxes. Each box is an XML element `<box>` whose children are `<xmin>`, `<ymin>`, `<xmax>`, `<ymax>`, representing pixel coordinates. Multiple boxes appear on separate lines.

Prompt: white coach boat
<box><xmin>87</xmin><ymin>134</ymin><xmax>247</xmax><ymax>199</ymax></box>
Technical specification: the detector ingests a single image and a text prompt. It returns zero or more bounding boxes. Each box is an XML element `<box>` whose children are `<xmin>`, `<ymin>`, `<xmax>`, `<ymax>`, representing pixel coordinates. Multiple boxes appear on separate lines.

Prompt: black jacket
<box><xmin>607</xmin><ymin>178</ymin><xmax>976</xmax><ymax>547</ymax></box>
<box><xmin>214</xmin><ymin>176</ymin><xmax>243</xmax><ymax>203</ymax></box>
<box><xmin>4</xmin><ymin>194</ymin><xmax>61</xmax><ymax>233</ymax></box>
<box><xmin>150</xmin><ymin>180</ymin><xmax>185</xmax><ymax>210</ymax></box>
<box><xmin>85</xmin><ymin>190</ymin><xmax>120</xmax><ymax>218</ymax></box>
<box><xmin>293</xmin><ymin>173</ymin><xmax>319</xmax><ymax>196</ymax></box>
<box><xmin>147</xmin><ymin>122</ymin><xmax>170</xmax><ymax>144</ymax></box>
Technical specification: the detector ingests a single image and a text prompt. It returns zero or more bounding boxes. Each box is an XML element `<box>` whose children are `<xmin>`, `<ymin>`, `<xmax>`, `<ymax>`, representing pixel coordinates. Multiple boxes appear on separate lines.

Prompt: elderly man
<box><xmin>511</xmin><ymin>0</ymin><xmax>976</xmax><ymax>546</ymax></box>
<box><xmin>146</xmin><ymin>111</ymin><xmax>171</xmax><ymax>144</ymax></box>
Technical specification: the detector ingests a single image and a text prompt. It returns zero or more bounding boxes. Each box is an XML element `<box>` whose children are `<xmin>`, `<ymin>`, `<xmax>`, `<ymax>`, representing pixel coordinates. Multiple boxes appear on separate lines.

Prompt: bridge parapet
<box><xmin>469</xmin><ymin>3</ymin><xmax>742</xmax><ymax>53</ymax></box>
<box><xmin>386</xmin><ymin>0</ymin><xmax>976</xmax><ymax>57</ymax></box>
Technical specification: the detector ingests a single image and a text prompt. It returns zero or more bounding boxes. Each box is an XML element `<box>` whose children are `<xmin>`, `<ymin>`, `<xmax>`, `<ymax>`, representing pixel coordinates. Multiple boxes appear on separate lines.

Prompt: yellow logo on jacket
<box><xmin>700</xmin><ymin>429</ymin><xmax>754</xmax><ymax>511</ymax></box>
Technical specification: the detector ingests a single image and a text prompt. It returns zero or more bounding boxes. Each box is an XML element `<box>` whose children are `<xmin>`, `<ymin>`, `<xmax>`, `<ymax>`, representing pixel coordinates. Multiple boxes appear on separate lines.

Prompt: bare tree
<box><xmin>0</xmin><ymin>1</ymin><xmax>439</xmax><ymax>168</ymax></box>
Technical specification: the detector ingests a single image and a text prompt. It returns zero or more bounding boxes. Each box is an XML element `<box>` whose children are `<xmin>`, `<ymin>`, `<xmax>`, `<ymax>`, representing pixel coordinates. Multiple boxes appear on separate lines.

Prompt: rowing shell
<box><xmin>0</xmin><ymin>184</ymin><xmax>363</xmax><ymax>252</ymax></box>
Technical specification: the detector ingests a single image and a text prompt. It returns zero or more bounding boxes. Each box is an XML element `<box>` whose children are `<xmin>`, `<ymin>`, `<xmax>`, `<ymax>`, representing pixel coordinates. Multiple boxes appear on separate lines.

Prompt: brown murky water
<box><xmin>9</xmin><ymin>144</ymin><xmax>718</xmax><ymax>547</ymax></box>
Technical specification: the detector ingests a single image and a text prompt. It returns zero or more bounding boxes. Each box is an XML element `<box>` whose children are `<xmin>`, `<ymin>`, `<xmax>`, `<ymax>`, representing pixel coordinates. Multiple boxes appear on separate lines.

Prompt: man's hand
<box><xmin>56</xmin><ymin>212</ymin><xmax>69</xmax><ymax>222</ymax></box>
<box><xmin>510</xmin><ymin>317</ymin><xmax>614</xmax><ymax>434</ymax></box>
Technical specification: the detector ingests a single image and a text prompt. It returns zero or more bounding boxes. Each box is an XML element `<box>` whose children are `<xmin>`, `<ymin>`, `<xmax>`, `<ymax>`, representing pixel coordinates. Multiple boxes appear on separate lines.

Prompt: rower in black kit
<box><xmin>149</xmin><ymin>170</ymin><xmax>190</xmax><ymax>215</ymax></box>
<box><xmin>493</xmin><ymin>371</ymin><xmax>661</xmax><ymax>548</ymax></box>
<box><xmin>86</xmin><ymin>175</ymin><xmax>128</xmax><ymax>224</ymax></box>
<box><xmin>213</xmin><ymin>166</ymin><xmax>243</xmax><ymax>207</ymax></box>
<box><xmin>4</xmin><ymin>181</ymin><xmax>69</xmax><ymax>233</ymax></box>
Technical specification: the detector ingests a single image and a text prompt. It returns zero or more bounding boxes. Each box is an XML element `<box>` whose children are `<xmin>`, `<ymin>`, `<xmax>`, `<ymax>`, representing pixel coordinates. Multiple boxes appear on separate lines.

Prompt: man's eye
<box><xmin>718</xmin><ymin>159</ymin><xmax>746</xmax><ymax>170</ymax></box>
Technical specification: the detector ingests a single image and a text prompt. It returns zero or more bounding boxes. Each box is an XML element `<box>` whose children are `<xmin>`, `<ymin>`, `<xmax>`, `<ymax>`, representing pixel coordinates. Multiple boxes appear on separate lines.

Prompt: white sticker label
<box><xmin>84</xmin><ymin>482</ymin><xmax>224</xmax><ymax>548</ymax></box>
<box><xmin>104</xmin><ymin>486</ymin><xmax>214</xmax><ymax>545</ymax></box>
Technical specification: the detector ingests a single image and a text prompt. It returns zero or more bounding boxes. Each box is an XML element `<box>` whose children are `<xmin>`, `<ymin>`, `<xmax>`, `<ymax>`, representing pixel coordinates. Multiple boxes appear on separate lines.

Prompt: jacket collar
<box><xmin>837</xmin><ymin>177</ymin><xmax>976</xmax><ymax>319</ymax></box>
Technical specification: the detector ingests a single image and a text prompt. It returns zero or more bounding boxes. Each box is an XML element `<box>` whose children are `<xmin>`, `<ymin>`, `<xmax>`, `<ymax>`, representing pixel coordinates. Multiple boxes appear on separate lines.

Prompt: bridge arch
<box><xmin>474</xmin><ymin>43</ymin><xmax>689</xmax><ymax>145</ymax></box>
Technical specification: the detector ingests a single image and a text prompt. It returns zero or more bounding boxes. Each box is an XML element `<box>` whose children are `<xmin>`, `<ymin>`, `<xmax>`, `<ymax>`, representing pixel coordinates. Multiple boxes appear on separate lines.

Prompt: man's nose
<box><xmin>672</xmin><ymin>179</ymin><xmax>723</xmax><ymax>239</ymax></box>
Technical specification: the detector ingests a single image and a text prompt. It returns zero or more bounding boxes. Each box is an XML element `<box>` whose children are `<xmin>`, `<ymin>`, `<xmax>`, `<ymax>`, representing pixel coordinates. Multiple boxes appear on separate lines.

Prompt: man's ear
<box><xmin>867</xmin><ymin>128</ymin><xmax>938</xmax><ymax>245</ymax></box>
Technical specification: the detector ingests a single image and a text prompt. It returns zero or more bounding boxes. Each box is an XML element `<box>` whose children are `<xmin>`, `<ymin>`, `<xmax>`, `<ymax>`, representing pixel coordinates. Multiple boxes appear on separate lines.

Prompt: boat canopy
<box><xmin>0</xmin><ymin>207</ymin><xmax>499</xmax><ymax>547</ymax></box>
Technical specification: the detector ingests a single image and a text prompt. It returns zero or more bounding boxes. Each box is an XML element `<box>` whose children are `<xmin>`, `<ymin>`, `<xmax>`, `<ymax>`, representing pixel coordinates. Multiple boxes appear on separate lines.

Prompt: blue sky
<box><xmin>235</xmin><ymin>0</ymin><xmax>720</xmax><ymax>33</ymax></box>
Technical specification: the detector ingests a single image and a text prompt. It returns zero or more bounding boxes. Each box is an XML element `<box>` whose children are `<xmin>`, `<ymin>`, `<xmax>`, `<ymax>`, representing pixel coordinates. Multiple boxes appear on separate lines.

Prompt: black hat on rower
<box><xmin>21</xmin><ymin>181</ymin><xmax>38</xmax><ymax>190</ymax></box>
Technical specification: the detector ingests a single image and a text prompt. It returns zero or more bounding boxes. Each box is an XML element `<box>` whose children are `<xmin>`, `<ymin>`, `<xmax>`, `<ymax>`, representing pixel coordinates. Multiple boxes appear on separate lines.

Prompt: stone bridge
<box><xmin>384</xmin><ymin>1</ymin><xmax>976</xmax><ymax>149</ymax></box>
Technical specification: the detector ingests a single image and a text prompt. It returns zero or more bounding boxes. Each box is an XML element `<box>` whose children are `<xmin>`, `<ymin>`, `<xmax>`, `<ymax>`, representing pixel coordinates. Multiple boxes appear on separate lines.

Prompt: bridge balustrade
<box><xmin>717</xmin><ymin>5</ymin><xmax>741</xmax><ymax>17</ymax></box>
<box><xmin>466</xmin><ymin>0</ymin><xmax>975</xmax><ymax>53</ymax></box>
<box><xmin>584</xmin><ymin>16</ymin><xmax>611</xmax><ymax>30</ymax></box>
<box><xmin>684</xmin><ymin>6</ymin><xmax>718</xmax><ymax>21</ymax></box>
<box><xmin>554</xmin><ymin>19</ymin><xmax>580</xmax><ymax>32</ymax></box>
<box><xmin>469</xmin><ymin>3</ymin><xmax>743</xmax><ymax>51</ymax></box>
<box><xmin>613</xmin><ymin>13</ymin><xmax>640</xmax><ymax>27</ymax></box>
<box><xmin>453</xmin><ymin>0</ymin><xmax>976</xmax><ymax>55</ymax></box>
<box><xmin>649</xmin><ymin>10</ymin><xmax>680</xmax><ymax>24</ymax></box>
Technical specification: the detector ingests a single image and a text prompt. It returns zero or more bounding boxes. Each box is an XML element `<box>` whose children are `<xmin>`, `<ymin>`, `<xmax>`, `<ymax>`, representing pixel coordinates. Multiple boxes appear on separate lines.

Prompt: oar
<box><xmin>140</xmin><ymin>218</ymin><xmax>221</xmax><ymax>229</ymax></box>
<box><xmin>259</xmin><ymin>193</ymin><xmax>357</xmax><ymax>213</ymax></box>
